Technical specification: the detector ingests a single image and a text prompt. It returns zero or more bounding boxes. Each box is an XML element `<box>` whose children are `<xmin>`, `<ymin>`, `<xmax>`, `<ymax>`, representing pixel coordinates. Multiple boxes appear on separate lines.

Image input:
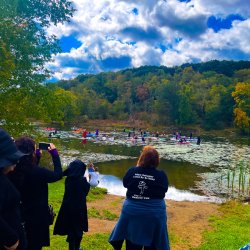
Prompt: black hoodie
<box><xmin>53</xmin><ymin>159</ymin><xmax>90</xmax><ymax>237</ymax></box>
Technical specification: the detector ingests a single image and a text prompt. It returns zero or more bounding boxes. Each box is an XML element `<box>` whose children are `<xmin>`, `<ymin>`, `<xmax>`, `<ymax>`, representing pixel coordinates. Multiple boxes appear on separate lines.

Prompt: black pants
<box><xmin>26</xmin><ymin>246</ymin><xmax>42</xmax><ymax>250</ymax></box>
<box><xmin>67</xmin><ymin>234</ymin><xmax>82</xmax><ymax>250</ymax></box>
<box><xmin>111</xmin><ymin>240</ymin><xmax>156</xmax><ymax>250</ymax></box>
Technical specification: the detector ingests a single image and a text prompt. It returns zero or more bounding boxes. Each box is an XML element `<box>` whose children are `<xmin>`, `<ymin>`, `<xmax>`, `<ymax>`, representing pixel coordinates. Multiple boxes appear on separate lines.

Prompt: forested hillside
<box><xmin>47</xmin><ymin>60</ymin><xmax>250</xmax><ymax>132</ymax></box>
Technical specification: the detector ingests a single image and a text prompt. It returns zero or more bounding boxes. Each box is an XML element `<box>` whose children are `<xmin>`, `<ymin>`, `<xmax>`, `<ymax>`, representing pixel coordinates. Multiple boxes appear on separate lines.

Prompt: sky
<box><xmin>46</xmin><ymin>0</ymin><xmax>250</xmax><ymax>81</ymax></box>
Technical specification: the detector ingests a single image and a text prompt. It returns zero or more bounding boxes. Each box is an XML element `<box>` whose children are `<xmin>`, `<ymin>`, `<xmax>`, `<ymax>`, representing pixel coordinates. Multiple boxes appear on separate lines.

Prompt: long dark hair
<box><xmin>8</xmin><ymin>137</ymin><xmax>37</xmax><ymax>189</ymax></box>
<box><xmin>15</xmin><ymin>137</ymin><xmax>37</xmax><ymax>170</ymax></box>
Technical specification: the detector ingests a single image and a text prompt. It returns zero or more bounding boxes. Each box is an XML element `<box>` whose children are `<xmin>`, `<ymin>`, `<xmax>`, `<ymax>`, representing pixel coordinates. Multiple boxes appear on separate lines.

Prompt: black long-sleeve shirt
<box><xmin>0</xmin><ymin>172</ymin><xmax>22</xmax><ymax>248</ymax></box>
<box><xmin>8</xmin><ymin>153</ymin><xmax>62</xmax><ymax>247</ymax></box>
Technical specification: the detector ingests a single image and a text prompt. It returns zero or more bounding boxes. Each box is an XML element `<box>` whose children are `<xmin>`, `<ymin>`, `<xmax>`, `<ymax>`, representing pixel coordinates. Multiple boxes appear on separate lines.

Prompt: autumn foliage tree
<box><xmin>232</xmin><ymin>82</ymin><xmax>250</xmax><ymax>133</ymax></box>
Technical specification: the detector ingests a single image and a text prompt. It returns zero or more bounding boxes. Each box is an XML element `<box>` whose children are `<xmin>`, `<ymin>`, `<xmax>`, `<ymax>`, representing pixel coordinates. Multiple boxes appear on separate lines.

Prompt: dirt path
<box><xmin>87</xmin><ymin>194</ymin><xmax>219</xmax><ymax>250</ymax></box>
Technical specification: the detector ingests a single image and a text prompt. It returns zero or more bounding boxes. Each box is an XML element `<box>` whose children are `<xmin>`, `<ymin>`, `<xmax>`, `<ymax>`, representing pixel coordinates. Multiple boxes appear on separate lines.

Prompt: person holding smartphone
<box><xmin>8</xmin><ymin>137</ymin><xmax>63</xmax><ymax>250</ymax></box>
<box><xmin>54</xmin><ymin>159</ymin><xmax>90</xmax><ymax>250</ymax></box>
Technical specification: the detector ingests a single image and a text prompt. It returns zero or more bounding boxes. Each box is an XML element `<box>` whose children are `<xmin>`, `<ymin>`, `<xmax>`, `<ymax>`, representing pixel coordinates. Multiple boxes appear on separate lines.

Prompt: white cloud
<box><xmin>131</xmin><ymin>42</ymin><xmax>162</xmax><ymax>67</ymax></box>
<box><xmin>152</xmin><ymin>1</ymin><xmax>208</xmax><ymax>37</ymax></box>
<box><xmin>161</xmin><ymin>50</ymin><xmax>191</xmax><ymax>67</ymax></box>
<box><xmin>200</xmin><ymin>19</ymin><xmax>250</xmax><ymax>54</ymax></box>
<box><xmin>45</xmin><ymin>0</ymin><xmax>250</xmax><ymax>80</ymax></box>
<box><xmin>195</xmin><ymin>0</ymin><xmax>250</xmax><ymax>17</ymax></box>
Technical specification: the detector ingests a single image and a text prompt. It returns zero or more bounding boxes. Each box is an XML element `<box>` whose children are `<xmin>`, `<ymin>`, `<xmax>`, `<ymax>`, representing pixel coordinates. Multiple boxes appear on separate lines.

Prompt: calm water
<box><xmin>59</xmin><ymin>139</ymin><xmax>210</xmax><ymax>191</ymax></box>
<box><xmin>95</xmin><ymin>159</ymin><xmax>210</xmax><ymax>191</ymax></box>
<box><xmin>59</xmin><ymin>138</ymin><xmax>141</xmax><ymax>156</ymax></box>
<box><xmin>54</xmin><ymin>137</ymin><xmax>220</xmax><ymax>201</ymax></box>
<box><xmin>94</xmin><ymin>159</ymin><xmax>216</xmax><ymax>202</ymax></box>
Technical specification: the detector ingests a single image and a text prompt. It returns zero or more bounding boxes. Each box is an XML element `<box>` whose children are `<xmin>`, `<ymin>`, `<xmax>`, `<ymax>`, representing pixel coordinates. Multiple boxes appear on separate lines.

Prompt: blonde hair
<box><xmin>136</xmin><ymin>146</ymin><xmax>160</xmax><ymax>168</ymax></box>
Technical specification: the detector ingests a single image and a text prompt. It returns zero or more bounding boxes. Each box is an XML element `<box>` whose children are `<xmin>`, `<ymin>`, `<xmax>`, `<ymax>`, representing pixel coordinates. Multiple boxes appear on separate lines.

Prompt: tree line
<box><xmin>47</xmin><ymin>61</ymin><xmax>250</xmax><ymax>133</ymax></box>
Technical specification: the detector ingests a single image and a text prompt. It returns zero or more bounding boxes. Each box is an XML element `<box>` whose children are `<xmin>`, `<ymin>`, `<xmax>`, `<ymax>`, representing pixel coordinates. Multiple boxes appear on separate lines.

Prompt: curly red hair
<box><xmin>136</xmin><ymin>146</ymin><xmax>160</xmax><ymax>168</ymax></box>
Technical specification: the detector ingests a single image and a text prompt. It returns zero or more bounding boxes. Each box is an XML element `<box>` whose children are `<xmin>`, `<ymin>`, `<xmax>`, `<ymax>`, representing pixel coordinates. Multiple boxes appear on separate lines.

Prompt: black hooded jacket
<box><xmin>0</xmin><ymin>172</ymin><xmax>25</xmax><ymax>250</ymax></box>
<box><xmin>53</xmin><ymin>160</ymin><xmax>90</xmax><ymax>237</ymax></box>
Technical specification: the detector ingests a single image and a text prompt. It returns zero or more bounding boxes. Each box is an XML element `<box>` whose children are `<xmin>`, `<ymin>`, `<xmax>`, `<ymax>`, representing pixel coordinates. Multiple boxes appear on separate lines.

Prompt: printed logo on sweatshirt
<box><xmin>138</xmin><ymin>181</ymin><xmax>148</xmax><ymax>194</ymax></box>
<box><xmin>133</xmin><ymin>173</ymin><xmax>155</xmax><ymax>181</ymax></box>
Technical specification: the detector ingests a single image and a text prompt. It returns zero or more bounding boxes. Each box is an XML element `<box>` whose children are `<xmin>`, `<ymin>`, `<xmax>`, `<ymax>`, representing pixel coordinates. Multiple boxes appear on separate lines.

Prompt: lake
<box><xmin>55</xmin><ymin>136</ymin><xmax>223</xmax><ymax>202</ymax></box>
<box><xmin>43</xmin><ymin>129</ymin><xmax>249</xmax><ymax>202</ymax></box>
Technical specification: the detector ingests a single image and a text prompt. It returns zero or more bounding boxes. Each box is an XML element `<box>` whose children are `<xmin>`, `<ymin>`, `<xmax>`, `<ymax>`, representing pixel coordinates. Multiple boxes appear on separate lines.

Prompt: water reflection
<box><xmin>98</xmin><ymin>174</ymin><xmax>220</xmax><ymax>202</ymax></box>
<box><xmin>60</xmin><ymin>139</ymin><xmax>141</xmax><ymax>157</ymax></box>
<box><xmin>95</xmin><ymin>159</ymin><xmax>211</xmax><ymax>191</ymax></box>
<box><xmin>95</xmin><ymin>159</ymin><xmax>218</xmax><ymax>202</ymax></box>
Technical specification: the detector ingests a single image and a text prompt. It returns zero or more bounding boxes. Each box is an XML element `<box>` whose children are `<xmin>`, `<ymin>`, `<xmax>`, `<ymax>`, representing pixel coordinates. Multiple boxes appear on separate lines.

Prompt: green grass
<box><xmin>88</xmin><ymin>208</ymin><xmax>118</xmax><ymax>220</ymax></box>
<box><xmin>193</xmin><ymin>201</ymin><xmax>250</xmax><ymax>250</ymax></box>
<box><xmin>44</xmin><ymin>232</ymin><xmax>125</xmax><ymax>250</ymax></box>
<box><xmin>169</xmin><ymin>233</ymin><xmax>189</xmax><ymax>247</ymax></box>
<box><xmin>102</xmin><ymin>209</ymin><xmax>119</xmax><ymax>220</ymax></box>
<box><xmin>87</xmin><ymin>186</ymin><xmax>108</xmax><ymax>202</ymax></box>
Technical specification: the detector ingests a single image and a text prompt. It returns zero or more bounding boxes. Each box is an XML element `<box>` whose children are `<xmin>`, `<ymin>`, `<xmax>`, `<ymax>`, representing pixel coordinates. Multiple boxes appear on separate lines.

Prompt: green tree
<box><xmin>0</xmin><ymin>41</ymin><xmax>15</xmax><ymax>82</ymax></box>
<box><xmin>48</xmin><ymin>87</ymin><xmax>79</xmax><ymax>124</ymax></box>
<box><xmin>155</xmin><ymin>81</ymin><xmax>179</xmax><ymax>124</ymax></box>
<box><xmin>0</xmin><ymin>0</ymin><xmax>74</xmax><ymax>85</ymax></box>
<box><xmin>204</xmin><ymin>85</ymin><xmax>227</xmax><ymax>129</ymax></box>
<box><xmin>178</xmin><ymin>87</ymin><xmax>196</xmax><ymax>125</ymax></box>
<box><xmin>0</xmin><ymin>0</ymin><xmax>75</xmax><ymax>131</ymax></box>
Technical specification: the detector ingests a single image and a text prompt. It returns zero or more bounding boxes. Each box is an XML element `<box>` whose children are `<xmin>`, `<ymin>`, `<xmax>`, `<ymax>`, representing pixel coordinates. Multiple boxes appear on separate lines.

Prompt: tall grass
<box><xmin>220</xmin><ymin>160</ymin><xmax>250</xmax><ymax>198</ymax></box>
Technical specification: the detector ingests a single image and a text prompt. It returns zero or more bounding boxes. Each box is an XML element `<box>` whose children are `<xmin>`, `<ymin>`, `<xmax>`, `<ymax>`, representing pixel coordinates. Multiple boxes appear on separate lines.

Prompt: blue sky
<box><xmin>47</xmin><ymin>0</ymin><xmax>250</xmax><ymax>80</ymax></box>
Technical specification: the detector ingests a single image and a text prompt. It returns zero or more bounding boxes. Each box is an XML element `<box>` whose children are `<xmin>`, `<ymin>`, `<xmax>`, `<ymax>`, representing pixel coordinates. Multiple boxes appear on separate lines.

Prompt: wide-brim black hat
<box><xmin>0</xmin><ymin>129</ymin><xmax>26</xmax><ymax>169</ymax></box>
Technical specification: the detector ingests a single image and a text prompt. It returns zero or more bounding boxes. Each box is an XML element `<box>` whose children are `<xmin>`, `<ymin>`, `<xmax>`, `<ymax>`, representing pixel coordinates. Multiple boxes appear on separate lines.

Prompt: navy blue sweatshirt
<box><xmin>123</xmin><ymin>166</ymin><xmax>168</xmax><ymax>200</ymax></box>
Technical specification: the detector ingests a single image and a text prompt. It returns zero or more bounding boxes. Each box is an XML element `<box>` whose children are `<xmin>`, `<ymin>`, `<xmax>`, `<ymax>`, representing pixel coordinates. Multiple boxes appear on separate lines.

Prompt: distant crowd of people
<box><xmin>1</xmin><ymin>128</ymin><xmax>170</xmax><ymax>250</ymax></box>
<box><xmin>76</xmin><ymin>126</ymin><xmax>202</xmax><ymax>147</ymax></box>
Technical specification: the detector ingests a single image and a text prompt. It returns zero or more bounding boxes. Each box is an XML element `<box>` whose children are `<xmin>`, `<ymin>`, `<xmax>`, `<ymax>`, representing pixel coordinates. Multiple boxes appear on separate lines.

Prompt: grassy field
<box><xmin>193</xmin><ymin>201</ymin><xmax>250</xmax><ymax>250</ymax></box>
<box><xmin>45</xmin><ymin>179</ymin><xmax>250</xmax><ymax>250</ymax></box>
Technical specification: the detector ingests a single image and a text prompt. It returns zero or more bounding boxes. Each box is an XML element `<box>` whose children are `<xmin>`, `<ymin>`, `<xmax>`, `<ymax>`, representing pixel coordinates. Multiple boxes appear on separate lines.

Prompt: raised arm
<box><xmin>39</xmin><ymin>143</ymin><xmax>63</xmax><ymax>183</ymax></box>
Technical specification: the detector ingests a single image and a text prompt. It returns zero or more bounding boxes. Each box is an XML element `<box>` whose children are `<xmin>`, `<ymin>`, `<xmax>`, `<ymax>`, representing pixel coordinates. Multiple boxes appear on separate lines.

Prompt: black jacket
<box><xmin>54</xmin><ymin>160</ymin><xmax>90</xmax><ymax>238</ymax></box>
<box><xmin>9</xmin><ymin>154</ymin><xmax>62</xmax><ymax>248</ymax></box>
<box><xmin>0</xmin><ymin>172</ymin><xmax>26</xmax><ymax>250</ymax></box>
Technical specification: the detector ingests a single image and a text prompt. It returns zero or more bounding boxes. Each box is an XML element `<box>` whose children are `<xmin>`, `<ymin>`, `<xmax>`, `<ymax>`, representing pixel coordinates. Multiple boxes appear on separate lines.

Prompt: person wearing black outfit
<box><xmin>0</xmin><ymin>129</ymin><xmax>26</xmax><ymax>250</ymax></box>
<box><xmin>8</xmin><ymin>137</ymin><xmax>62</xmax><ymax>250</ymax></box>
<box><xmin>197</xmin><ymin>136</ymin><xmax>201</xmax><ymax>145</ymax></box>
<box><xmin>109</xmin><ymin>146</ymin><xmax>170</xmax><ymax>250</ymax></box>
<box><xmin>53</xmin><ymin>159</ymin><xmax>90</xmax><ymax>250</ymax></box>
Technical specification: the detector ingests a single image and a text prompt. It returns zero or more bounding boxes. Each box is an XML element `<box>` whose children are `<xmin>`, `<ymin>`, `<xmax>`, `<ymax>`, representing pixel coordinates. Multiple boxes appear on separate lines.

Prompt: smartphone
<box><xmin>39</xmin><ymin>142</ymin><xmax>50</xmax><ymax>150</ymax></box>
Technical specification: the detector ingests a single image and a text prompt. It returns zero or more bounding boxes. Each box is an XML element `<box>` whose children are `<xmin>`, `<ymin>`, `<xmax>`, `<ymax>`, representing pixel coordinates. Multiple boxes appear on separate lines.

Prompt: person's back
<box><xmin>123</xmin><ymin>166</ymin><xmax>168</xmax><ymax>200</ymax></box>
<box><xmin>54</xmin><ymin>159</ymin><xmax>90</xmax><ymax>250</ymax></box>
<box><xmin>0</xmin><ymin>129</ymin><xmax>26</xmax><ymax>250</ymax></box>
<box><xmin>9</xmin><ymin>137</ymin><xmax>62</xmax><ymax>250</ymax></box>
<box><xmin>109</xmin><ymin>146</ymin><xmax>170</xmax><ymax>250</ymax></box>
<box><xmin>88</xmin><ymin>164</ymin><xmax>99</xmax><ymax>187</ymax></box>
<box><xmin>197</xmin><ymin>136</ymin><xmax>201</xmax><ymax>145</ymax></box>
